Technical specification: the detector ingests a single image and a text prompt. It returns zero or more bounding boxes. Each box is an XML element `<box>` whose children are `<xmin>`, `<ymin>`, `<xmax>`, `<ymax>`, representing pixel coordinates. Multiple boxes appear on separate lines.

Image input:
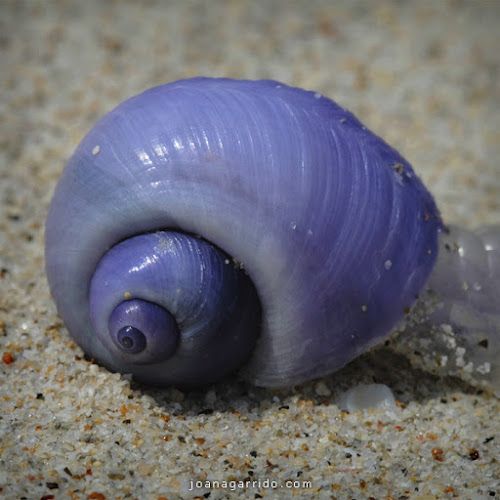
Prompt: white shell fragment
<box><xmin>336</xmin><ymin>383</ymin><xmax>396</xmax><ymax>412</ymax></box>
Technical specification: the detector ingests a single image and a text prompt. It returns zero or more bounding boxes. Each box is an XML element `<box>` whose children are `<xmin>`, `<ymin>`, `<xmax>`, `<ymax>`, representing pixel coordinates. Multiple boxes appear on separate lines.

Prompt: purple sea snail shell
<box><xmin>45</xmin><ymin>77</ymin><xmax>499</xmax><ymax>390</ymax></box>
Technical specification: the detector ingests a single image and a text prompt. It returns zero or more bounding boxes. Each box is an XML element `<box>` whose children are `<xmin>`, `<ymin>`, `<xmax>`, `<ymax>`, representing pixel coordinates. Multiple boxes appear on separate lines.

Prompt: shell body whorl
<box><xmin>45</xmin><ymin>77</ymin><xmax>441</xmax><ymax>387</ymax></box>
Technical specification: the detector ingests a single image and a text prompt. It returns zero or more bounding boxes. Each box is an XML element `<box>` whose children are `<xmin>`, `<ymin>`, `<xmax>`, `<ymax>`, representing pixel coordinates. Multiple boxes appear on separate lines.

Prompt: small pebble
<box><xmin>336</xmin><ymin>384</ymin><xmax>396</xmax><ymax>412</ymax></box>
<box><xmin>2</xmin><ymin>352</ymin><xmax>14</xmax><ymax>364</ymax></box>
<box><xmin>314</xmin><ymin>381</ymin><xmax>331</xmax><ymax>397</ymax></box>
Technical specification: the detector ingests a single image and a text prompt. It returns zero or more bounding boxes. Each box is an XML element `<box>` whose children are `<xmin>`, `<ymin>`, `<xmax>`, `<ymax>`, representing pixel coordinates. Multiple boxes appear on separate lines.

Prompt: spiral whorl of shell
<box><xmin>88</xmin><ymin>231</ymin><xmax>260</xmax><ymax>386</ymax></box>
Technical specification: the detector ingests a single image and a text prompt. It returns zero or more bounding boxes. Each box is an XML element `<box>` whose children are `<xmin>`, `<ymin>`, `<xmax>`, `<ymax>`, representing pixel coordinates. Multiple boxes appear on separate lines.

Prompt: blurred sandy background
<box><xmin>0</xmin><ymin>1</ymin><xmax>499</xmax><ymax>498</ymax></box>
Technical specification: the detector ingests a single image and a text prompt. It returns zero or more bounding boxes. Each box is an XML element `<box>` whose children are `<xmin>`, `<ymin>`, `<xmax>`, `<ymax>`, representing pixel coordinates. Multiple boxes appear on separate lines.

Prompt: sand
<box><xmin>0</xmin><ymin>0</ymin><xmax>499</xmax><ymax>498</ymax></box>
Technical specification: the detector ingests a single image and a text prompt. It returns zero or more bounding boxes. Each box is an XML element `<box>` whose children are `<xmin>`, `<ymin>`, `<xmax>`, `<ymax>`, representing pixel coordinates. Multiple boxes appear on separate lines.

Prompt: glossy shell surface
<box><xmin>45</xmin><ymin>78</ymin><xmax>441</xmax><ymax>387</ymax></box>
